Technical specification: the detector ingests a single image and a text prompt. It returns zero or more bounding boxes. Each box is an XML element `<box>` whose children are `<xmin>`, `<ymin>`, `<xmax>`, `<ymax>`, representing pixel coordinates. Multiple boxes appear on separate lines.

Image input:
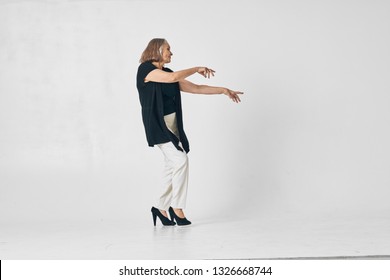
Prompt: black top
<box><xmin>161</xmin><ymin>77</ymin><xmax>177</xmax><ymax>115</ymax></box>
<box><xmin>136</xmin><ymin>61</ymin><xmax>190</xmax><ymax>153</ymax></box>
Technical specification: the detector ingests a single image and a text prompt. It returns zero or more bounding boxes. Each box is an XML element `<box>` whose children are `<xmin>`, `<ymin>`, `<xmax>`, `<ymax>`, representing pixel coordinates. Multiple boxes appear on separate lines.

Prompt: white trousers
<box><xmin>155</xmin><ymin>112</ymin><xmax>189</xmax><ymax>210</ymax></box>
<box><xmin>156</xmin><ymin>141</ymin><xmax>189</xmax><ymax>210</ymax></box>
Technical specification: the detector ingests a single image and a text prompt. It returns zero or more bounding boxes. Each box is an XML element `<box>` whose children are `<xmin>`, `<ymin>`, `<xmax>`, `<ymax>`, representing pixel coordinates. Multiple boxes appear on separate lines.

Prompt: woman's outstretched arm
<box><xmin>145</xmin><ymin>67</ymin><xmax>215</xmax><ymax>83</ymax></box>
<box><xmin>179</xmin><ymin>79</ymin><xmax>243</xmax><ymax>103</ymax></box>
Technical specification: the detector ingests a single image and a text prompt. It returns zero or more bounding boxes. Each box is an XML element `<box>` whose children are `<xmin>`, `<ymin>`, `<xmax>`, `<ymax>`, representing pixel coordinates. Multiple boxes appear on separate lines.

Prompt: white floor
<box><xmin>1</xmin><ymin>213</ymin><xmax>390</xmax><ymax>259</ymax></box>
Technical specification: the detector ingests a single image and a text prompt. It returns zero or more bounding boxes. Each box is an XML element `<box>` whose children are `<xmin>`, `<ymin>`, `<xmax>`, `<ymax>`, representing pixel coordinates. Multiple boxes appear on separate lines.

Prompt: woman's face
<box><xmin>161</xmin><ymin>43</ymin><xmax>173</xmax><ymax>64</ymax></box>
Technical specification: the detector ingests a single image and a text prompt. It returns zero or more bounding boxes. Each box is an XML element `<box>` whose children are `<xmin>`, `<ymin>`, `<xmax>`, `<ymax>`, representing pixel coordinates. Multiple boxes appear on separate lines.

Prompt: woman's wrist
<box><xmin>221</xmin><ymin>87</ymin><xmax>228</xmax><ymax>94</ymax></box>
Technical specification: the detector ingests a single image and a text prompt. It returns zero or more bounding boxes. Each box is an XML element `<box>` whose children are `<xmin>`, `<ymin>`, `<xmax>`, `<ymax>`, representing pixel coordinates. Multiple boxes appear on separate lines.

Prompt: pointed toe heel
<box><xmin>151</xmin><ymin>207</ymin><xmax>176</xmax><ymax>226</ymax></box>
<box><xmin>169</xmin><ymin>207</ymin><xmax>191</xmax><ymax>226</ymax></box>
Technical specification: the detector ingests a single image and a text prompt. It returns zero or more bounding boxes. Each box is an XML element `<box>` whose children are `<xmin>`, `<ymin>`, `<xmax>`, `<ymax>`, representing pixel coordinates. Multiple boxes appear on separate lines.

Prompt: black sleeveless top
<box><xmin>161</xmin><ymin>77</ymin><xmax>178</xmax><ymax>115</ymax></box>
<box><xmin>136</xmin><ymin>61</ymin><xmax>190</xmax><ymax>153</ymax></box>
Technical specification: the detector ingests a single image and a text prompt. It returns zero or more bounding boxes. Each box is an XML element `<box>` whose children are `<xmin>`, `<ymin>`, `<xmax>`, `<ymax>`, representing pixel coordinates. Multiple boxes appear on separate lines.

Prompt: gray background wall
<box><xmin>1</xmin><ymin>0</ymin><xmax>389</xmax><ymax>223</ymax></box>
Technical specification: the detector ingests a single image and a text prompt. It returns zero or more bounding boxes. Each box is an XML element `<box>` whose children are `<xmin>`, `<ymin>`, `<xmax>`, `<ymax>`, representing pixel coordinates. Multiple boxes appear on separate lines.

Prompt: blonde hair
<box><xmin>139</xmin><ymin>38</ymin><xmax>167</xmax><ymax>63</ymax></box>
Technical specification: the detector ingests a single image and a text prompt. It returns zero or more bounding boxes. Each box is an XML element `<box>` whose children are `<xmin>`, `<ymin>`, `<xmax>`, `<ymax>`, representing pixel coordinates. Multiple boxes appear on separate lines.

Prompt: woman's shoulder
<box><xmin>138</xmin><ymin>61</ymin><xmax>157</xmax><ymax>76</ymax></box>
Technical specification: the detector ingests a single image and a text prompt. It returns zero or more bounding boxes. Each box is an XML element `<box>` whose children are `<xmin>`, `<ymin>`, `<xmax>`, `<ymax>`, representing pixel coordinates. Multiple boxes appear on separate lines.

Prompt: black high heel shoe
<box><xmin>169</xmin><ymin>207</ymin><xmax>191</xmax><ymax>226</ymax></box>
<box><xmin>151</xmin><ymin>207</ymin><xmax>176</xmax><ymax>226</ymax></box>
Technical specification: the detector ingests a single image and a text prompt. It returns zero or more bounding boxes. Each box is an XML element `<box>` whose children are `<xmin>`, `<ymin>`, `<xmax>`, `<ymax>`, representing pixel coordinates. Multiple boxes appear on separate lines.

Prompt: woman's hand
<box><xmin>197</xmin><ymin>67</ymin><xmax>215</xmax><ymax>78</ymax></box>
<box><xmin>223</xmin><ymin>88</ymin><xmax>243</xmax><ymax>103</ymax></box>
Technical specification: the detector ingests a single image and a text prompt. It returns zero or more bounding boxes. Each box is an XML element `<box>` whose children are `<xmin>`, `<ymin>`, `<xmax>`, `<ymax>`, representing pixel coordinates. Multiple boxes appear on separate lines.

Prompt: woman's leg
<box><xmin>156</xmin><ymin>142</ymin><xmax>189</xmax><ymax>211</ymax></box>
<box><xmin>156</xmin><ymin>152</ymin><xmax>174</xmax><ymax>211</ymax></box>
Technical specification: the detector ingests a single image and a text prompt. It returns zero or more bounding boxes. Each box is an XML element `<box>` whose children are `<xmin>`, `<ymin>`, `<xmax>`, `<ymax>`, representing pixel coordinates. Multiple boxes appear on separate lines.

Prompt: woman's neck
<box><xmin>152</xmin><ymin>61</ymin><xmax>164</xmax><ymax>69</ymax></box>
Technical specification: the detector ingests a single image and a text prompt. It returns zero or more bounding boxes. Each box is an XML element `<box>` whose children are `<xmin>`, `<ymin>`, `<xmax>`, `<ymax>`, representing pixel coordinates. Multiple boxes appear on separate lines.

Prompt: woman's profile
<box><xmin>136</xmin><ymin>38</ymin><xmax>243</xmax><ymax>226</ymax></box>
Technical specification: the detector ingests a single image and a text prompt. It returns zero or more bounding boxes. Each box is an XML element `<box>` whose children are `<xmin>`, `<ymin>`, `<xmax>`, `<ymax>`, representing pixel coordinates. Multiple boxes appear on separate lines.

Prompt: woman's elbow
<box><xmin>169</xmin><ymin>72</ymin><xmax>180</xmax><ymax>83</ymax></box>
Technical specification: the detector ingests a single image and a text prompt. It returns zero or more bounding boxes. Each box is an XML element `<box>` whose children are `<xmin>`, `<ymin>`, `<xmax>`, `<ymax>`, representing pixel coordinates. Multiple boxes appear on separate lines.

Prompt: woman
<box><xmin>136</xmin><ymin>38</ymin><xmax>242</xmax><ymax>226</ymax></box>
